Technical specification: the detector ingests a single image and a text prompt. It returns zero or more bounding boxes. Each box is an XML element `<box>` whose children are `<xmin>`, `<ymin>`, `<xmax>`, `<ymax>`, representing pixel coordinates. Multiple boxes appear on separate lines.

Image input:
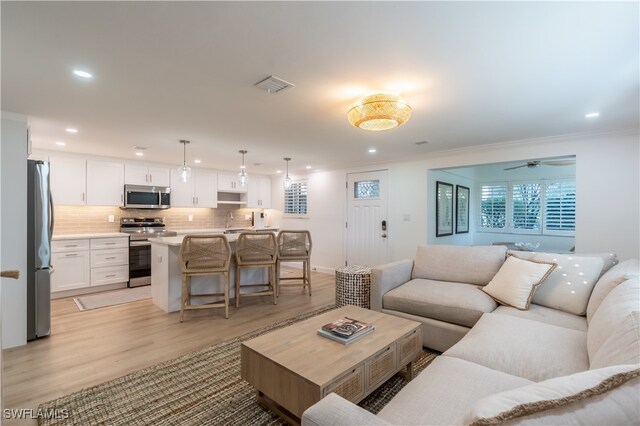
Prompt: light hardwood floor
<box><xmin>2</xmin><ymin>267</ymin><xmax>335</xmax><ymax>424</ymax></box>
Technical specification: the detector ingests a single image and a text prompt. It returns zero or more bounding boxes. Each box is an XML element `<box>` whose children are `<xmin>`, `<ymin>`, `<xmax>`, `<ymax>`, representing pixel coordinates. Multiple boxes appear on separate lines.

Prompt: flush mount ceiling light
<box><xmin>238</xmin><ymin>150</ymin><xmax>248</xmax><ymax>187</ymax></box>
<box><xmin>347</xmin><ymin>93</ymin><xmax>412</xmax><ymax>131</ymax></box>
<box><xmin>178</xmin><ymin>140</ymin><xmax>191</xmax><ymax>183</ymax></box>
<box><xmin>283</xmin><ymin>157</ymin><xmax>292</xmax><ymax>189</ymax></box>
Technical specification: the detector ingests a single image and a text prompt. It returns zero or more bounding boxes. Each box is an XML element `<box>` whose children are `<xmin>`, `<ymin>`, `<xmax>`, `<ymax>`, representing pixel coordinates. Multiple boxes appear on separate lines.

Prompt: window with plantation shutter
<box><xmin>479</xmin><ymin>183</ymin><xmax>507</xmax><ymax>231</ymax></box>
<box><xmin>284</xmin><ymin>181</ymin><xmax>308</xmax><ymax>216</ymax></box>
<box><xmin>544</xmin><ymin>179</ymin><xmax>575</xmax><ymax>234</ymax></box>
<box><xmin>511</xmin><ymin>182</ymin><xmax>541</xmax><ymax>233</ymax></box>
<box><xmin>478</xmin><ymin>178</ymin><xmax>575</xmax><ymax>236</ymax></box>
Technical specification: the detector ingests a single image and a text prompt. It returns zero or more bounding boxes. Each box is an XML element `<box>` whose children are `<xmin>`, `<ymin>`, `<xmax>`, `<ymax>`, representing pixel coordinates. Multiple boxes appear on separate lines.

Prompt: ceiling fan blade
<box><xmin>503</xmin><ymin>164</ymin><xmax>528</xmax><ymax>171</ymax></box>
<box><xmin>541</xmin><ymin>161</ymin><xmax>576</xmax><ymax>166</ymax></box>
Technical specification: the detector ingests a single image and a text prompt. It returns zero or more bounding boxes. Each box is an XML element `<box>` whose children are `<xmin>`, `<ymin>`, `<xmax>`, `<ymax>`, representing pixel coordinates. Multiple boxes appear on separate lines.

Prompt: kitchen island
<box><xmin>149</xmin><ymin>229</ymin><xmax>276</xmax><ymax>313</ymax></box>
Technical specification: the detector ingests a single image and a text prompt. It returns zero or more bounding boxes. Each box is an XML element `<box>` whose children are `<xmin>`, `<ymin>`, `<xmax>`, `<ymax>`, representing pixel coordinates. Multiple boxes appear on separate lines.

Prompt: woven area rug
<box><xmin>73</xmin><ymin>286</ymin><xmax>151</xmax><ymax>311</ymax></box>
<box><xmin>39</xmin><ymin>305</ymin><xmax>438</xmax><ymax>425</ymax></box>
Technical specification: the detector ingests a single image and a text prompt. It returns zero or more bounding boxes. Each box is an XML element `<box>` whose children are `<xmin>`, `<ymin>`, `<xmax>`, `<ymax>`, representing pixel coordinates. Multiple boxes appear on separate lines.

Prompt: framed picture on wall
<box><xmin>456</xmin><ymin>185</ymin><xmax>470</xmax><ymax>234</ymax></box>
<box><xmin>436</xmin><ymin>181</ymin><xmax>454</xmax><ymax>237</ymax></box>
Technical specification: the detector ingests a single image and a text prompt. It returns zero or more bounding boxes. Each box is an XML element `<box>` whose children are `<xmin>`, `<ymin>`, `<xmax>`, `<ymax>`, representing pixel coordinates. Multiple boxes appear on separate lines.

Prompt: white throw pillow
<box><xmin>512</xmin><ymin>253</ymin><xmax>605</xmax><ymax>315</ymax></box>
<box><xmin>586</xmin><ymin>259</ymin><xmax>639</xmax><ymax>324</ymax></box>
<box><xmin>481</xmin><ymin>256</ymin><xmax>556</xmax><ymax>310</ymax></box>
<box><xmin>464</xmin><ymin>364</ymin><xmax>640</xmax><ymax>426</ymax></box>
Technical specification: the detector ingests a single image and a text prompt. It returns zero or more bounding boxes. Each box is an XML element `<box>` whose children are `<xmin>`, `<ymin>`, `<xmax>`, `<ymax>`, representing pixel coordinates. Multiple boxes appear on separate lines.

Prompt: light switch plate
<box><xmin>245</xmin><ymin>214</ymin><xmax>251</xmax><ymax>220</ymax></box>
<box><xmin>108</xmin><ymin>215</ymin><xmax>115</xmax><ymax>223</ymax></box>
<box><xmin>188</xmin><ymin>215</ymin><xmax>193</xmax><ymax>221</ymax></box>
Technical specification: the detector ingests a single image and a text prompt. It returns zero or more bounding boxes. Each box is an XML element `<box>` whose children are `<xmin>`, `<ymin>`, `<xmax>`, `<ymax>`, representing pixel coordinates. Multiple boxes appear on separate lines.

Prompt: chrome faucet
<box><xmin>225</xmin><ymin>211</ymin><xmax>234</xmax><ymax>228</ymax></box>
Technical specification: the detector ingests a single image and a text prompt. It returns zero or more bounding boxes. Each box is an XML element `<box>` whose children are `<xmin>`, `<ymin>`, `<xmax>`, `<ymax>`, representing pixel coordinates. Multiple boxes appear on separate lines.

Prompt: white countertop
<box><xmin>150</xmin><ymin>228</ymin><xmax>278</xmax><ymax>247</ymax></box>
<box><xmin>52</xmin><ymin>232</ymin><xmax>129</xmax><ymax>240</ymax></box>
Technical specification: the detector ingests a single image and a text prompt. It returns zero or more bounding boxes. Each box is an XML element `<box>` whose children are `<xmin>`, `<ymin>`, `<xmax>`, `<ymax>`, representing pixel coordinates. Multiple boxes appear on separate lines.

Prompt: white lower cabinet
<box><xmin>51</xmin><ymin>251</ymin><xmax>91</xmax><ymax>292</ymax></box>
<box><xmin>51</xmin><ymin>236</ymin><xmax>129</xmax><ymax>293</ymax></box>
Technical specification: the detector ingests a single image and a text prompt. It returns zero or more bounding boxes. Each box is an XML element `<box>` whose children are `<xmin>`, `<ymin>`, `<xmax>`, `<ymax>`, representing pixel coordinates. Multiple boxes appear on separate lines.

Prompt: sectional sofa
<box><xmin>302</xmin><ymin>245</ymin><xmax>640</xmax><ymax>425</ymax></box>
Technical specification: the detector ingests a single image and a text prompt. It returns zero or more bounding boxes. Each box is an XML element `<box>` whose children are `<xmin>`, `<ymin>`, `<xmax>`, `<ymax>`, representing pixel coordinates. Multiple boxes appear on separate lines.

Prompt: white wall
<box><xmin>269</xmin><ymin>131</ymin><xmax>639</xmax><ymax>270</ymax></box>
<box><xmin>1</xmin><ymin>112</ymin><xmax>28</xmax><ymax>349</ymax></box>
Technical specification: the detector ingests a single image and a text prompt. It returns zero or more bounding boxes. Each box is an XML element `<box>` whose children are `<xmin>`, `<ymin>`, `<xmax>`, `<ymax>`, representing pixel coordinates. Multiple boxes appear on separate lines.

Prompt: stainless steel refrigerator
<box><xmin>27</xmin><ymin>159</ymin><xmax>53</xmax><ymax>340</ymax></box>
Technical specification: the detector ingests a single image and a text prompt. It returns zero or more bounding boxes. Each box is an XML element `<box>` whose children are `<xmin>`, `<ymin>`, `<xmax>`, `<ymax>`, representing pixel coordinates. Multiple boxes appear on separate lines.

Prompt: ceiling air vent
<box><xmin>255</xmin><ymin>76</ymin><xmax>294</xmax><ymax>94</ymax></box>
<box><xmin>415</xmin><ymin>140</ymin><xmax>429</xmax><ymax>146</ymax></box>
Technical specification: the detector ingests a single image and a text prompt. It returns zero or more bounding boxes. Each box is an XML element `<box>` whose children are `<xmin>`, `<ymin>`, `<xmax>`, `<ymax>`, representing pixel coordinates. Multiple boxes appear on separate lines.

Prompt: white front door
<box><xmin>346</xmin><ymin>170</ymin><xmax>389</xmax><ymax>267</ymax></box>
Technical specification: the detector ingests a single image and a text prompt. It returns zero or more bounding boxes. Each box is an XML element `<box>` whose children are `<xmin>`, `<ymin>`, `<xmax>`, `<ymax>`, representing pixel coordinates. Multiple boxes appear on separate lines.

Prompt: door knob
<box><xmin>381</xmin><ymin>233</ymin><xmax>387</xmax><ymax>238</ymax></box>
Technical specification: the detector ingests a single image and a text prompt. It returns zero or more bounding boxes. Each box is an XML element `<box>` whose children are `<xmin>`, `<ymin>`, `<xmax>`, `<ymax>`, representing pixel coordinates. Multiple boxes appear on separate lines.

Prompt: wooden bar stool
<box><xmin>179</xmin><ymin>234</ymin><xmax>232</xmax><ymax>322</ymax></box>
<box><xmin>235</xmin><ymin>232</ymin><xmax>278</xmax><ymax>307</ymax></box>
<box><xmin>276</xmin><ymin>230</ymin><xmax>312</xmax><ymax>296</ymax></box>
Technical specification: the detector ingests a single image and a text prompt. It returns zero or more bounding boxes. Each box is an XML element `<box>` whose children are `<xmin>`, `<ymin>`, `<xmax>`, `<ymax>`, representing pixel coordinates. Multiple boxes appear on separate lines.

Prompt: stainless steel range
<box><xmin>121</xmin><ymin>217</ymin><xmax>177</xmax><ymax>287</ymax></box>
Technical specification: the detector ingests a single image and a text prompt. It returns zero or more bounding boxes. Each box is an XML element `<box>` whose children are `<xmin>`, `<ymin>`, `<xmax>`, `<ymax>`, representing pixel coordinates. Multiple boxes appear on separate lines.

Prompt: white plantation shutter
<box><xmin>511</xmin><ymin>182</ymin><xmax>541</xmax><ymax>233</ymax></box>
<box><xmin>544</xmin><ymin>179</ymin><xmax>576</xmax><ymax>234</ymax></box>
<box><xmin>479</xmin><ymin>183</ymin><xmax>507</xmax><ymax>231</ymax></box>
<box><xmin>284</xmin><ymin>181</ymin><xmax>308</xmax><ymax>215</ymax></box>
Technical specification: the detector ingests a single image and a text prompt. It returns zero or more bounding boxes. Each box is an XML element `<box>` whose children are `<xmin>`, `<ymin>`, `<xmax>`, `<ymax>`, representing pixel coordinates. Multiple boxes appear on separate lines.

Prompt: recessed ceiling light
<box><xmin>72</xmin><ymin>69</ymin><xmax>93</xmax><ymax>79</ymax></box>
<box><xmin>368</xmin><ymin>148</ymin><xmax>377</xmax><ymax>153</ymax></box>
<box><xmin>306</xmin><ymin>165</ymin><xmax>312</xmax><ymax>169</ymax></box>
<box><xmin>65</xmin><ymin>128</ymin><xmax>78</xmax><ymax>133</ymax></box>
<box><xmin>56</xmin><ymin>141</ymin><xmax>66</xmax><ymax>146</ymax></box>
<box><xmin>276</xmin><ymin>170</ymin><xmax>282</xmax><ymax>174</ymax></box>
<box><xmin>585</xmin><ymin>112</ymin><xmax>600</xmax><ymax>118</ymax></box>
<box><xmin>135</xmin><ymin>152</ymin><xmax>144</xmax><ymax>157</ymax></box>
<box><xmin>194</xmin><ymin>159</ymin><xmax>201</xmax><ymax>164</ymax></box>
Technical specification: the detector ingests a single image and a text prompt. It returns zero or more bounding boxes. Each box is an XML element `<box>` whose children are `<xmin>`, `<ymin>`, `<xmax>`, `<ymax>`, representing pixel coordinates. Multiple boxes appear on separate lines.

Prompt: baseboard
<box><xmin>51</xmin><ymin>282</ymin><xmax>128</xmax><ymax>299</ymax></box>
<box><xmin>279</xmin><ymin>262</ymin><xmax>335</xmax><ymax>276</ymax></box>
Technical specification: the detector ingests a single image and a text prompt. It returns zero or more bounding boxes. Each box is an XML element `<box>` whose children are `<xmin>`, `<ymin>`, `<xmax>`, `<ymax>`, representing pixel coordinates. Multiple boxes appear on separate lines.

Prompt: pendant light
<box><xmin>178</xmin><ymin>140</ymin><xmax>191</xmax><ymax>183</ymax></box>
<box><xmin>283</xmin><ymin>157</ymin><xmax>292</xmax><ymax>189</ymax></box>
<box><xmin>238</xmin><ymin>150</ymin><xmax>248</xmax><ymax>187</ymax></box>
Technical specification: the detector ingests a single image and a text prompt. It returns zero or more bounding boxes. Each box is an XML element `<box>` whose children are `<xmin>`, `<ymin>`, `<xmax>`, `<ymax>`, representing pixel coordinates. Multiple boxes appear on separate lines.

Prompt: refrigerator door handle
<box><xmin>49</xmin><ymin>190</ymin><xmax>55</xmax><ymax>244</ymax></box>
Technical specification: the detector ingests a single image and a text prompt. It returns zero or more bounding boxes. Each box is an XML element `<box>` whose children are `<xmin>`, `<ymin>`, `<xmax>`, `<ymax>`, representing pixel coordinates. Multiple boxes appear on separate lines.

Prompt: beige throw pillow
<box><xmin>482</xmin><ymin>256</ymin><xmax>556</xmax><ymax>310</ymax></box>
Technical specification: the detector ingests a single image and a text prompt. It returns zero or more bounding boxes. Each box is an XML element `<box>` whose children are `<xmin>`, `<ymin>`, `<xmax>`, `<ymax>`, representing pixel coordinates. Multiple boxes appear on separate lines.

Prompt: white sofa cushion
<box><xmin>588</xmin><ymin>278</ymin><xmax>640</xmax><ymax>369</ymax></box>
<box><xmin>464</xmin><ymin>364</ymin><xmax>640</xmax><ymax>426</ymax></box>
<box><xmin>383</xmin><ymin>279</ymin><xmax>498</xmax><ymax>328</ymax></box>
<box><xmin>444</xmin><ymin>313</ymin><xmax>589</xmax><ymax>382</ymax></box>
<box><xmin>493</xmin><ymin>304</ymin><xmax>587</xmax><ymax>332</ymax></box>
<box><xmin>412</xmin><ymin>244</ymin><xmax>506</xmax><ymax>286</ymax></box>
<box><xmin>586</xmin><ymin>259</ymin><xmax>640</xmax><ymax>324</ymax></box>
<box><xmin>377</xmin><ymin>356</ymin><xmax>532</xmax><ymax>426</ymax></box>
<box><xmin>512</xmin><ymin>253</ymin><xmax>604</xmax><ymax>315</ymax></box>
<box><xmin>481</xmin><ymin>256</ymin><xmax>556</xmax><ymax>310</ymax></box>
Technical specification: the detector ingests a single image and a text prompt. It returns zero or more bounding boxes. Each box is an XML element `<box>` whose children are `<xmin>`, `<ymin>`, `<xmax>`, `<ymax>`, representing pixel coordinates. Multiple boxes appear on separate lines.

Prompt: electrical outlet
<box><xmin>108</xmin><ymin>215</ymin><xmax>115</xmax><ymax>223</ymax></box>
<box><xmin>245</xmin><ymin>214</ymin><xmax>251</xmax><ymax>220</ymax></box>
<box><xmin>188</xmin><ymin>215</ymin><xmax>193</xmax><ymax>222</ymax></box>
<box><xmin>403</xmin><ymin>214</ymin><xmax>411</xmax><ymax>222</ymax></box>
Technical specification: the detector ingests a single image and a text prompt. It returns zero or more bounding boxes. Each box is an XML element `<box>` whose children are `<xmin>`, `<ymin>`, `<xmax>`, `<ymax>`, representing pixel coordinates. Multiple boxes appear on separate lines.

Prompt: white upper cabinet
<box><xmin>50</xmin><ymin>156</ymin><xmax>87</xmax><ymax>205</ymax></box>
<box><xmin>170</xmin><ymin>168</ymin><xmax>218</xmax><ymax>208</ymax></box>
<box><xmin>247</xmin><ymin>176</ymin><xmax>272</xmax><ymax>208</ymax></box>
<box><xmin>87</xmin><ymin>160</ymin><xmax>124</xmax><ymax>206</ymax></box>
<box><xmin>218</xmin><ymin>172</ymin><xmax>247</xmax><ymax>193</ymax></box>
<box><xmin>124</xmin><ymin>164</ymin><xmax>171</xmax><ymax>187</ymax></box>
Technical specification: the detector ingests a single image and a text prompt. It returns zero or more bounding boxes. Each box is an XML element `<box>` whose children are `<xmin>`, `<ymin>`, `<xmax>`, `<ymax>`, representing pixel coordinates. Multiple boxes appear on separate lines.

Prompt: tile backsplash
<box><xmin>53</xmin><ymin>205</ymin><xmax>257</xmax><ymax>235</ymax></box>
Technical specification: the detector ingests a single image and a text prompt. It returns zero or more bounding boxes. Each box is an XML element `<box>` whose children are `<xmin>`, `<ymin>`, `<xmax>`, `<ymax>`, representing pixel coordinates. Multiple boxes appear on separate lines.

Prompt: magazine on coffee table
<box><xmin>317</xmin><ymin>326</ymin><xmax>375</xmax><ymax>345</ymax></box>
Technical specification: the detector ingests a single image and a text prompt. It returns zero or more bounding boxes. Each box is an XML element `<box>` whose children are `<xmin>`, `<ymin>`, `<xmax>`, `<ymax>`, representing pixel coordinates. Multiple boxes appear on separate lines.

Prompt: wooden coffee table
<box><xmin>241</xmin><ymin>305</ymin><xmax>423</xmax><ymax>424</ymax></box>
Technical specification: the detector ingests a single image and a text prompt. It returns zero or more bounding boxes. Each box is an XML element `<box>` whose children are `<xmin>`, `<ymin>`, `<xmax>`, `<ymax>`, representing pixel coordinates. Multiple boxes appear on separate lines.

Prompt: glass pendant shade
<box><xmin>238</xmin><ymin>150</ymin><xmax>248</xmax><ymax>187</ymax></box>
<box><xmin>283</xmin><ymin>157</ymin><xmax>292</xmax><ymax>189</ymax></box>
<box><xmin>178</xmin><ymin>140</ymin><xmax>191</xmax><ymax>183</ymax></box>
<box><xmin>347</xmin><ymin>93</ymin><xmax>412</xmax><ymax>131</ymax></box>
<box><xmin>178</xmin><ymin>165</ymin><xmax>191</xmax><ymax>183</ymax></box>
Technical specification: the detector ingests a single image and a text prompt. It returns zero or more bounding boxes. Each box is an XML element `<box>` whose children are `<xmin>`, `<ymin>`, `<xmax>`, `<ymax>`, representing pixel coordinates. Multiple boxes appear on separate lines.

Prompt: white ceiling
<box><xmin>2</xmin><ymin>2</ymin><xmax>638</xmax><ymax>175</ymax></box>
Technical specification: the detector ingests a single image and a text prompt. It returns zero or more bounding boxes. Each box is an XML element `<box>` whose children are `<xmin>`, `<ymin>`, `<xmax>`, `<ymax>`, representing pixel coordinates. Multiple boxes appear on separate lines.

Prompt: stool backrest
<box><xmin>180</xmin><ymin>235</ymin><xmax>231</xmax><ymax>272</ymax></box>
<box><xmin>277</xmin><ymin>230</ymin><xmax>312</xmax><ymax>258</ymax></box>
<box><xmin>236</xmin><ymin>232</ymin><xmax>277</xmax><ymax>264</ymax></box>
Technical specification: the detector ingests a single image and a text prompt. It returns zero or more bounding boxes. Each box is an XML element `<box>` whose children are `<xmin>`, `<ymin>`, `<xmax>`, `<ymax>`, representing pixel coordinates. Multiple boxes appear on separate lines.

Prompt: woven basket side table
<box><xmin>335</xmin><ymin>265</ymin><xmax>372</xmax><ymax>309</ymax></box>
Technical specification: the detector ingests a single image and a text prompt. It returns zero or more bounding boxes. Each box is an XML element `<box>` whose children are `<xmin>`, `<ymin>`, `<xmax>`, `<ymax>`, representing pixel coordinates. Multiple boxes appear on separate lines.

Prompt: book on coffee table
<box><xmin>321</xmin><ymin>317</ymin><xmax>372</xmax><ymax>338</ymax></box>
<box><xmin>317</xmin><ymin>326</ymin><xmax>375</xmax><ymax>345</ymax></box>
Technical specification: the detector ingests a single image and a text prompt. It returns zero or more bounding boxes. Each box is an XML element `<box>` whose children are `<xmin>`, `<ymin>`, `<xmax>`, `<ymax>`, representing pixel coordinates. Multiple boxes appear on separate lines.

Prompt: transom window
<box><xmin>479</xmin><ymin>179</ymin><xmax>575</xmax><ymax>236</ymax></box>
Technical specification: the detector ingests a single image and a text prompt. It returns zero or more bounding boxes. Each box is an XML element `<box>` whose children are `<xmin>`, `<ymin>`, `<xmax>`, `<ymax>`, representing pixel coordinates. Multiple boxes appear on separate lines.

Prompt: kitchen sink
<box><xmin>223</xmin><ymin>228</ymin><xmax>251</xmax><ymax>234</ymax></box>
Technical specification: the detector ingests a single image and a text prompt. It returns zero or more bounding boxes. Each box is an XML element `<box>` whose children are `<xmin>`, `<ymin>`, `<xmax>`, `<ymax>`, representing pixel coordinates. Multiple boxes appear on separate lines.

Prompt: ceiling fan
<box><xmin>504</xmin><ymin>160</ymin><xmax>576</xmax><ymax>171</ymax></box>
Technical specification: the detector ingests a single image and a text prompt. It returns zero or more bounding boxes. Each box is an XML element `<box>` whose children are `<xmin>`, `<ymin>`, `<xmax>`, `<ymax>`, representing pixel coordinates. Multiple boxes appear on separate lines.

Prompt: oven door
<box><xmin>129</xmin><ymin>241</ymin><xmax>151</xmax><ymax>287</ymax></box>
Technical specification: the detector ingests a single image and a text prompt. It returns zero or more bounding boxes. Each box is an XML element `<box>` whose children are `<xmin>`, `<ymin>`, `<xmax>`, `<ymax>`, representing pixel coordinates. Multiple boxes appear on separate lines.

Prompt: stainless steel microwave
<box><xmin>123</xmin><ymin>185</ymin><xmax>171</xmax><ymax>209</ymax></box>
